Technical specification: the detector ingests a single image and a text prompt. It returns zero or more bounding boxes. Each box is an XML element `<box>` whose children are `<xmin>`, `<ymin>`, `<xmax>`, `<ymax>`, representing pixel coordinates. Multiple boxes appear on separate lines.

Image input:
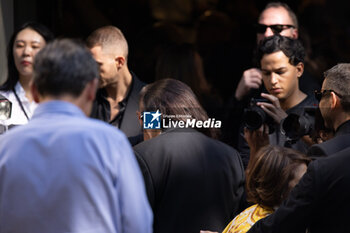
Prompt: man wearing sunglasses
<box><xmin>226</xmin><ymin>2</ymin><xmax>320</xmax><ymax>149</ymax></box>
<box><xmin>235</xmin><ymin>2</ymin><xmax>319</xmax><ymax>101</ymax></box>
<box><xmin>247</xmin><ymin>63</ymin><xmax>350</xmax><ymax>233</ymax></box>
<box><xmin>306</xmin><ymin>64</ymin><xmax>350</xmax><ymax>157</ymax></box>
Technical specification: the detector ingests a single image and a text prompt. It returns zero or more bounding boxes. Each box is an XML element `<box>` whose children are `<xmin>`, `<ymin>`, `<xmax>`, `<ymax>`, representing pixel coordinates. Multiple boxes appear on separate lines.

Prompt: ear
<box><xmin>296</xmin><ymin>62</ymin><xmax>304</xmax><ymax>78</ymax></box>
<box><xmin>330</xmin><ymin>92</ymin><xmax>341</xmax><ymax>109</ymax></box>
<box><xmin>136</xmin><ymin>111</ymin><xmax>143</xmax><ymax>126</ymax></box>
<box><xmin>30</xmin><ymin>81</ymin><xmax>41</xmax><ymax>103</ymax></box>
<box><xmin>115</xmin><ymin>56</ymin><xmax>126</xmax><ymax>70</ymax></box>
<box><xmin>86</xmin><ymin>78</ymin><xmax>99</xmax><ymax>101</ymax></box>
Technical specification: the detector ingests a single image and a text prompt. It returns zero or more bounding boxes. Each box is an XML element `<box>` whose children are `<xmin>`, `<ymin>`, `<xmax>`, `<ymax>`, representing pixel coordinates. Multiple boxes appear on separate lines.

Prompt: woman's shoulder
<box><xmin>0</xmin><ymin>89</ymin><xmax>13</xmax><ymax>99</ymax></box>
<box><xmin>223</xmin><ymin>204</ymin><xmax>273</xmax><ymax>233</ymax></box>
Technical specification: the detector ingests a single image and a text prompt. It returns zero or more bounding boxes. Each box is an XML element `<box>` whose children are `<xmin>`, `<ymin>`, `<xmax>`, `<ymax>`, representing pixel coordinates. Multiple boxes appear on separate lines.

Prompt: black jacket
<box><xmin>91</xmin><ymin>73</ymin><xmax>145</xmax><ymax>144</ymax></box>
<box><xmin>248</xmin><ymin>146</ymin><xmax>350</xmax><ymax>233</ymax></box>
<box><xmin>307</xmin><ymin>120</ymin><xmax>350</xmax><ymax>157</ymax></box>
<box><xmin>134</xmin><ymin>128</ymin><xmax>245</xmax><ymax>233</ymax></box>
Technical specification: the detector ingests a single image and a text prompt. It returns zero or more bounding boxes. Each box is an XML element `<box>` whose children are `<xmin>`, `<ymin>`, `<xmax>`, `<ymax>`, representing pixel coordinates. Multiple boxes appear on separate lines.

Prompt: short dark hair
<box><xmin>246</xmin><ymin>145</ymin><xmax>310</xmax><ymax>209</ymax></box>
<box><xmin>33</xmin><ymin>39</ymin><xmax>99</xmax><ymax>97</ymax></box>
<box><xmin>139</xmin><ymin>78</ymin><xmax>217</xmax><ymax>138</ymax></box>
<box><xmin>1</xmin><ymin>22</ymin><xmax>54</xmax><ymax>91</ymax></box>
<box><xmin>261</xmin><ymin>2</ymin><xmax>299</xmax><ymax>28</ymax></box>
<box><xmin>256</xmin><ymin>35</ymin><xmax>305</xmax><ymax>67</ymax></box>
<box><xmin>323</xmin><ymin>63</ymin><xmax>350</xmax><ymax>112</ymax></box>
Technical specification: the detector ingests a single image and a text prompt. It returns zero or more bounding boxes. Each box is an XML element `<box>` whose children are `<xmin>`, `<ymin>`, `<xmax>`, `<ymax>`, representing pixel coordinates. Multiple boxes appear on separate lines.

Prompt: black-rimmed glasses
<box><xmin>255</xmin><ymin>24</ymin><xmax>295</xmax><ymax>34</ymax></box>
<box><xmin>314</xmin><ymin>90</ymin><xmax>343</xmax><ymax>102</ymax></box>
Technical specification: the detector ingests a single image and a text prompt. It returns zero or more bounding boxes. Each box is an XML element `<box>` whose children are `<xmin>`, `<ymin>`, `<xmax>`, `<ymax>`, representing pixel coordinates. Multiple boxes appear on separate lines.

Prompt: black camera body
<box><xmin>243</xmin><ymin>98</ymin><xmax>275</xmax><ymax>132</ymax></box>
<box><xmin>281</xmin><ymin>106</ymin><xmax>318</xmax><ymax>142</ymax></box>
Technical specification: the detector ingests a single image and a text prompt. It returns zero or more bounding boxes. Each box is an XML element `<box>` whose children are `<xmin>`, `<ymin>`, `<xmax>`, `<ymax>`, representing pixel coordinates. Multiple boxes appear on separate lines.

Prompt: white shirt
<box><xmin>0</xmin><ymin>81</ymin><xmax>37</xmax><ymax>126</ymax></box>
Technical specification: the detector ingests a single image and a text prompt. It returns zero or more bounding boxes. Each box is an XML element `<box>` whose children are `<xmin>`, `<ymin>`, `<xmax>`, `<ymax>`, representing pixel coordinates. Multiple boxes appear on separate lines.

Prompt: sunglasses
<box><xmin>255</xmin><ymin>24</ymin><xmax>295</xmax><ymax>34</ymax></box>
<box><xmin>314</xmin><ymin>90</ymin><xmax>343</xmax><ymax>102</ymax></box>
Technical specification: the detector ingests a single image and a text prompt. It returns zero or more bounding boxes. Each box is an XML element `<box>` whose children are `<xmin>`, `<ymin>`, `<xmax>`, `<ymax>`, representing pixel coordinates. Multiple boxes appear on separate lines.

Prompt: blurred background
<box><xmin>1</xmin><ymin>0</ymin><xmax>350</xmax><ymax>102</ymax></box>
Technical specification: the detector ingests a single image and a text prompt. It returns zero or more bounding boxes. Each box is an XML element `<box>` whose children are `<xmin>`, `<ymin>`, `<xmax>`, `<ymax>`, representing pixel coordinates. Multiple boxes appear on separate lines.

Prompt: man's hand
<box><xmin>235</xmin><ymin>68</ymin><xmax>262</xmax><ymax>100</ymax></box>
<box><xmin>257</xmin><ymin>93</ymin><xmax>288</xmax><ymax>124</ymax></box>
<box><xmin>244</xmin><ymin>124</ymin><xmax>269</xmax><ymax>160</ymax></box>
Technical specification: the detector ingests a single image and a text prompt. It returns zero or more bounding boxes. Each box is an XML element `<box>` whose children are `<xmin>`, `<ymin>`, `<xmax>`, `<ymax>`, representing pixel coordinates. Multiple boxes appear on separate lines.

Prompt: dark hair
<box><xmin>139</xmin><ymin>78</ymin><xmax>217</xmax><ymax>138</ymax></box>
<box><xmin>256</xmin><ymin>35</ymin><xmax>305</xmax><ymax>67</ymax></box>
<box><xmin>33</xmin><ymin>39</ymin><xmax>99</xmax><ymax>97</ymax></box>
<box><xmin>1</xmin><ymin>22</ymin><xmax>54</xmax><ymax>91</ymax></box>
<box><xmin>261</xmin><ymin>2</ymin><xmax>298</xmax><ymax>28</ymax></box>
<box><xmin>323</xmin><ymin>63</ymin><xmax>350</xmax><ymax>112</ymax></box>
<box><xmin>246</xmin><ymin>145</ymin><xmax>310</xmax><ymax>209</ymax></box>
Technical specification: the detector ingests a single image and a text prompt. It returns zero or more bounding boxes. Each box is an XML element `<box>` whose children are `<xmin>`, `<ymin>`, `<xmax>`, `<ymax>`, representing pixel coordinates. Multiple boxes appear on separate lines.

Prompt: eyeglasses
<box><xmin>314</xmin><ymin>90</ymin><xmax>343</xmax><ymax>101</ymax></box>
<box><xmin>255</xmin><ymin>24</ymin><xmax>295</xmax><ymax>34</ymax></box>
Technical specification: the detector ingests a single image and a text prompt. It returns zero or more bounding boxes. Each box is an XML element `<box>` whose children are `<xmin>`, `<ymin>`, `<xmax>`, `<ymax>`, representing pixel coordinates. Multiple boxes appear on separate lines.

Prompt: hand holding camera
<box><xmin>243</xmin><ymin>93</ymin><xmax>287</xmax><ymax>132</ymax></box>
<box><xmin>256</xmin><ymin>93</ymin><xmax>288</xmax><ymax>124</ymax></box>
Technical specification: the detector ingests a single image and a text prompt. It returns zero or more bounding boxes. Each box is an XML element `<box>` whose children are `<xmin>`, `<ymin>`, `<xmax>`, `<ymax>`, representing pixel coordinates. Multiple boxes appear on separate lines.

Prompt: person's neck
<box><xmin>19</xmin><ymin>75</ymin><xmax>33</xmax><ymax>102</ymax></box>
<box><xmin>105</xmin><ymin>71</ymin><xmax>132</xmax><ymax>103</ymax></box>
<box><xmin>280</xmin><ymin>89</ymin><xmax>306</xmax><ymax>111</ymax></box>
<box><xmin>333</xmin><ymin>113</ymin><xmax>350</xmax><ymax>133</ymax></box>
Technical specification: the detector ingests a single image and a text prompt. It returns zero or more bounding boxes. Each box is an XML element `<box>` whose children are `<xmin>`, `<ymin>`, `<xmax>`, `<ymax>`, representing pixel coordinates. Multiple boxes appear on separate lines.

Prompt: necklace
<box><xmin>12</xmin><ymin>88</ymin><xmax>29</xmax><ymax>120</ymax></box>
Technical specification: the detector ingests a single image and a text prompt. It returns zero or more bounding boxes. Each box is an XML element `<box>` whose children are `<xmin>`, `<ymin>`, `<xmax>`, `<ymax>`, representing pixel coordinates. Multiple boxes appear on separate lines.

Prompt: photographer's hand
<box><xmin>235</xmin><ymin>68</ymin><xmax>262</xmax><ymax>100</ymax></box>
<box><xmin>244</xmin><ymin>124</ymin><xmax>269</xmax><ymax>161</ymax></box>
<box><xmin>257</xmin><ymin>93</ymin><xmax>288</xmax><ymax>124</ymax></box>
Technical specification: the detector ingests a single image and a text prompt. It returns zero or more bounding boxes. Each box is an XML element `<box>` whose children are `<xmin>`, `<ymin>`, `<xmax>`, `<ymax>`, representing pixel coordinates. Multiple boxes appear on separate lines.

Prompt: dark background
<box><xmin>11</xmin><ymin>0</ymin><xmax>350</xmax><ymax>102</ymax></box>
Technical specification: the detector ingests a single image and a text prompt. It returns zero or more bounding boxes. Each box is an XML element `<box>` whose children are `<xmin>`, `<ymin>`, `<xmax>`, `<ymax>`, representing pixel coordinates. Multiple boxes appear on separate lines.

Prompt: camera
<box><xmin>0</xmin><ymin>94</ymin><xmax>11</xmax><ymax>121</ymax></box>
<box><xmin>243</xmin><ymin>98</ymin><xmax>275</xmax><ymax>132</ymax></box>
<box><xmin>281</xmin><ymin>106</ymin><xmax>318</xmax><ymax>141</ymax></box>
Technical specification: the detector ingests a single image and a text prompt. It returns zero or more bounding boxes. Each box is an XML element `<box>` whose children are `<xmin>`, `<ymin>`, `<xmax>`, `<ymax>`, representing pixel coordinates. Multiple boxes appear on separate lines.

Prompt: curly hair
<box><xmin>256</xmin><ymin>34</ymin><xmax>305</xmax><ymax>67</ymax></box>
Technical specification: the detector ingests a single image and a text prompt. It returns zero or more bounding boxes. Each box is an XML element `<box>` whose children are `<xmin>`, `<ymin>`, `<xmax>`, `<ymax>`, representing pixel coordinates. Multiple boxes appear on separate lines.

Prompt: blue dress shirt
<box><xmin>0</xmin><ymin>100</ymin><xmax>153</xmax><ymax>233</ymax></box>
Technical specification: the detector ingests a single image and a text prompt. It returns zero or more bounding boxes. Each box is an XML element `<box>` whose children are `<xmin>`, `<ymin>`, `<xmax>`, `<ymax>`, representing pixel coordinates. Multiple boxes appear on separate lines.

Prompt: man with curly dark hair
<box><xmin>239</xmin><ymin>35</ymin><xmax>318</xmax><ymax>167</ymax></box>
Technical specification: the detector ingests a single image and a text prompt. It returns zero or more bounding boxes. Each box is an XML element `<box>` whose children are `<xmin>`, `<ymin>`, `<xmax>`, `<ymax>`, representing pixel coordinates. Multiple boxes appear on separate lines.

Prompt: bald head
<box><xmin>257</xmin><ymin>2</ymin><xmax>298</xmax><ymax>43</ymax></box>
<box><xmin>259</xmin><ymin>2</ymin><xmax>298</xmax><ymax>28</ymax></box>
<box><xmin>86</xmin><ymin>26</ymin><xmax>129</xmax><ymax>59</ymax></box>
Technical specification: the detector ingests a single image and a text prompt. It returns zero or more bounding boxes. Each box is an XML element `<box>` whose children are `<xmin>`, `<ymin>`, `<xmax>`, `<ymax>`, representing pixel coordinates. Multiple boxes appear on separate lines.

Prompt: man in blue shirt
<box><xmin>0</xmin><ymin>39</ymin><xmax>153</xmax><ymax>233</ymax></box>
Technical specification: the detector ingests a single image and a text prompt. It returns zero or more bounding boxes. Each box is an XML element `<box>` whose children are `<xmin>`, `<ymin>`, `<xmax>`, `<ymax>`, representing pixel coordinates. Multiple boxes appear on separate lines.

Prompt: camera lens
<box><xmin>244</xmin><ymin>106</ymin><xmax>267</xmax><ymax>130</ymax></box>
<box><xmin>282</xmin><ymin>113</ymin><xmax>313</xmax><ymax>140</ymax></box>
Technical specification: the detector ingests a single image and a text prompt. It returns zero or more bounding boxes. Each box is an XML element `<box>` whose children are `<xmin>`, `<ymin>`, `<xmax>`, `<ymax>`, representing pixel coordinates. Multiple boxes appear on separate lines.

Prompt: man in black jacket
<box><xmin>307</xmin><ymin>63</ymin><xmax>350</xmax><ymax>157</ymax></box>
<box><xmin>87</xmin><ymin>26</ymin><xmax>144</xmax><ymax>145</ymax></box>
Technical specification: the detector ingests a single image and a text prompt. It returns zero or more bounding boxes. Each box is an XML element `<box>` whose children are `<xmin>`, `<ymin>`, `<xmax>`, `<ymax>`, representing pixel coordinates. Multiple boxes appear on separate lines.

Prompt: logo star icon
<box><xmin>151</xmin><ymin>110</ymin><xmax>161</xmax><ymax>122</ymax></box>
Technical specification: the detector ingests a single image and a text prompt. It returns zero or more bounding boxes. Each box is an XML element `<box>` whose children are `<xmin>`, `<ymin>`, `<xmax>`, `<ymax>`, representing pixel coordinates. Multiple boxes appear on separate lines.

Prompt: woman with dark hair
<box><xmin>0</xmin><ymin>22</ymin><xmax>54</xmax><ymax>128</ymax></box>
<box><xmin>222</xmin><ymin>145</ymin><xmax>310</xmax><ymax>233</ymax></box>
<box><xmin>139</xmin><ymin>77</ymin><xmax>217</xmax><ymax>139</ymax></box>
<box><xmin>201</xmin><ymin>145</ymin><xmax>310</xmax><ymax>233</ymax></box>
<box><xmin>134</xmin><ymin>79</ymin><xmax>245</xmax><ymax>233</ymax></box>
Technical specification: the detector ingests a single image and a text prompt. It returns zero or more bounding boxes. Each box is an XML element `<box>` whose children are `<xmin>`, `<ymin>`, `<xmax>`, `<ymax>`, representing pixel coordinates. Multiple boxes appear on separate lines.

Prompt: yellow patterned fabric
<box><xmin>222</xmin><ymin>204</ymin><xmax>273</xmax><ymax>233</ymax></box>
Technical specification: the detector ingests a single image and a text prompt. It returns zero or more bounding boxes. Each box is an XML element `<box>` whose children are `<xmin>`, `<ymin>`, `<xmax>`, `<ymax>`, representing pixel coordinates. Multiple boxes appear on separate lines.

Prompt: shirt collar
<box><xmin>32</xmin><ymin>100</ymin><xmax>86</xmax><ymax>119</ymax></box>
<box><xmin>14</xmin><ymin>82</ymin><xmax>27</xmax><ymax>100</ymax></box>
<box><xmin>335</xmin><ymin>119</ymin><xmax>350</xmax><ymax>136</ymax></box>
<box><xmin>98</xmin><ymin>74</ymin><xmax>135</xmax><ymax>106</ymax></box>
